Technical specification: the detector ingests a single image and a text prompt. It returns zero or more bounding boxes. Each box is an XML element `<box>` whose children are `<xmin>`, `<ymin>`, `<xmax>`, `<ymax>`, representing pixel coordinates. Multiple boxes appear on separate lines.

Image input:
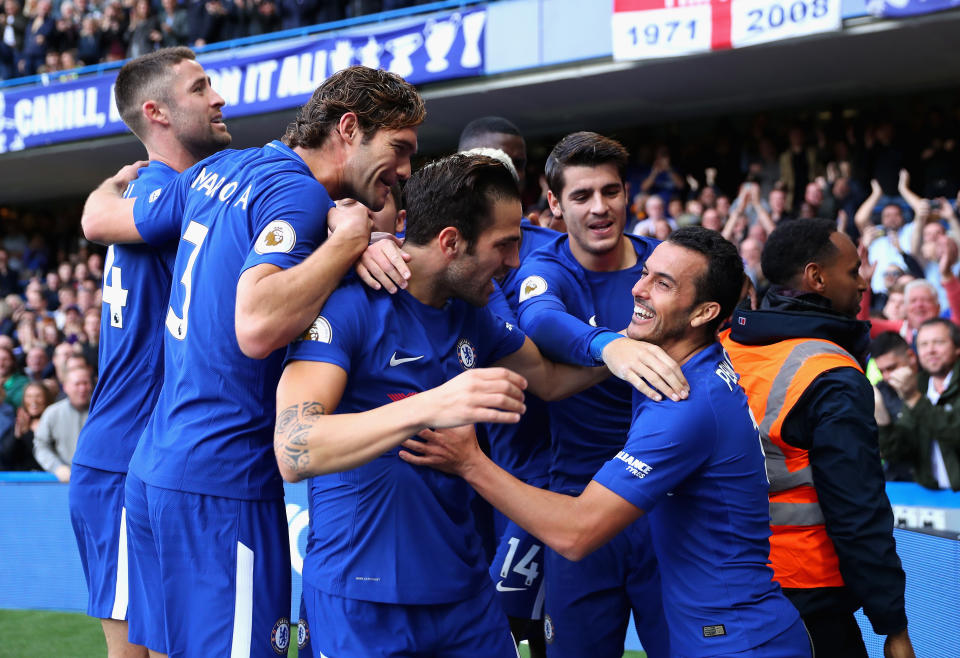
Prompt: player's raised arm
<box><xmin>274</xmin><ymin>361</ymin><xmax>527</xmax><ymax>481</ymax></box>
<box><xmin>235</xmin><ymin>201</ymin><xmax>372</xmax><ymax>359</ymax></box>
<box><xmin>81</xmin><ymin>161</ymin><xmax>147</xmax><ymax>244</ymax></box>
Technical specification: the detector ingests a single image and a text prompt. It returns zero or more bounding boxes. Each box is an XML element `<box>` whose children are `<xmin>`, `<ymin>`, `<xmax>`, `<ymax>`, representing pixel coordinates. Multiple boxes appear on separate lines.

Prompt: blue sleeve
<box><xmin>514</xmin><ymin>263</ymin><xmax>610</xmax><ymax>367</ymax></box>
<box><xmin>478</xmin><ymin>304</ymin><xmax>527</xmax><ymax>366</ymax></box>
<box><xmin>283</xmin><ymin>284</ymin><xmax>365</xmax><ymax>374</ymax></box>
<box><xmin>781</xmin><ymin>369</ymin><xmax>907</xmax><ymax>635</ymax></box>
<box><xmin>593</xmin><ymin>396</ymin><xmax>712</xmax><ymax>512</ymax></box>
<box><xmin>131</xmin><ymin>167</ymin><xmax>186</xmax><ymax>248</ymax></box>
<box><xmin>242</xmin><ymin>179</ymin><xmax>334</xmax><ymax>274</ymax></box>
<box><xmin>486</xmin><ymin>281</ymin><xmax>516</xmax><ymax>324</ymax></box>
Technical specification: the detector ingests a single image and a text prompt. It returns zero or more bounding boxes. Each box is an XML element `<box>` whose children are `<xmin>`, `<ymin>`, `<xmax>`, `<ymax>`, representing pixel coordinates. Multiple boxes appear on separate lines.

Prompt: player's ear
<box><xmin>337</xmin><ymin>112</ymin><xmax>360</xmax><ymax>145</ymax></box>
<box><xmin>142</xmin><ymin>100</ymin><xmax>169</xmax><ymax>127</ymax></box>
<box><xmin>395</xmin><ymin>209</ymin><xmax>406</xmax><ymax>235</ymax></box>
<box><xmin>547</xmin><ymin>190</ymin><xmax>562</xmax><ymax>220</ymax></box>
<box><xmin>437</xmin><ymin>226</ymin><xmax>462</xmax><ymax>259</ymax></box>
<box><xmin>689</xmin><ymin>301</ymin><xmax>720</xmax><ymax>329</ymax></box>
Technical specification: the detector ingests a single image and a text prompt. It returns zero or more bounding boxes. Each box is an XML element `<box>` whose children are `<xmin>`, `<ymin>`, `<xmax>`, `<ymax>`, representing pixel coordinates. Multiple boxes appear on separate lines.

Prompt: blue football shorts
<box><xmin>69</xmin><ymin>464</ymin><xmax>131</xmax><ymax>621</ymax></box>
<box><xmin>302</xmin><ymin>580</ymin><xmax>519</xmax><ymax>657</ymax></box>
<box><xmin>544</xmin><ymin>515</ymin><xmax>670</xmax><ymax>658</ymax></box>
<box><xmin>124</xmin><ymin>471</ymin><xmax>292</xmax><ymax>657</ymax></box>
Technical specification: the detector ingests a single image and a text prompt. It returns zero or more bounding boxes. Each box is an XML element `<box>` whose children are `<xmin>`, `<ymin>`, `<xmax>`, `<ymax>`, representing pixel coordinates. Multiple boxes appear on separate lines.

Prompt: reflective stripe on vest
<box><xmin>720</xmin><ymin>331</ymin><xmax>862</xmax><ymax>589</ymax></box>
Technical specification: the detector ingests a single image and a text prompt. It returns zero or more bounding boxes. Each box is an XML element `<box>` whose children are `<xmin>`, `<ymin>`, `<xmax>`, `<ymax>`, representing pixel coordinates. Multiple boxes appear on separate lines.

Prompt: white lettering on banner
<box><xmin>13</xmin><ymin>87</ymin><xmax>106</xmax><ymax>138</ymax></box>
<box><xmin>612</xmin><ymin>0</ymin><xmax>839</xmax><ymax>60</ymax></box>
<box><xmin>277</xmin><ymin>51</ymin><xmax>327</xmax><ymax>99</ymax></box>
<box><xmin>108</xmin><ymin>84</ymin><xmax>121</xmax><ymax>122</ymax></box>
<box><xmin>208</xmin><ymin>67</ymin><xmax>243</xmax><ymax>107</ymax></box>
<box><xmin>243</xmin><ymin>60</ymin><xmax>278</xmax><ymax>104</ymax></box>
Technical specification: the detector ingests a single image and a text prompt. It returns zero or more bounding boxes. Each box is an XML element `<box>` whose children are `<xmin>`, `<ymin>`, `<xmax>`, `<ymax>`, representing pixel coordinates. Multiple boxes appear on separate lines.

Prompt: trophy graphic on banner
<box><xmin>358</xmin><ymin>36</ymin><xmax>382</xmax><ymax>70</ymax></box>
<box><xmin>385</xmin><ymin>32</ymin><xmax>423</xmax><ymax>79</ymax></box>
<box><xmin>423</xmin><ymin>13</ymin><xmax>461</xmax><ymax>73</ymax></box>
<box><xmin>460</xmin><ymin>11</ymin><xmax>485</xmax><ymax>69</ymax></box>
<box><xmin>330</xmin><ymin>40</ymin><xmax>354</xmax><ymax>73</ymax></box>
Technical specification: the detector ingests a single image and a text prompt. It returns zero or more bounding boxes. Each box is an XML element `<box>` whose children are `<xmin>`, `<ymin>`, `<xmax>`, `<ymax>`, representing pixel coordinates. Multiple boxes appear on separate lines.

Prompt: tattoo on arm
<box><xmin>274</xmin><ymin>401</ymin><xmax>326</xmax><ymax>476</ymax></box>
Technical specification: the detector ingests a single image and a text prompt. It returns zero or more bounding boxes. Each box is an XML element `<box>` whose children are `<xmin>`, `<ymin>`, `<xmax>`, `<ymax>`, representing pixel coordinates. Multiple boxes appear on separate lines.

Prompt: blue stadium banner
<box><xmin>0</xmin><ymin>7</ymin><xmax>486</xmax><ymax>153</ymax></box>
<box><xmin>866</xmin><ymin>0</ymin><xmax>960</xmax><ymax>17</ymax></box>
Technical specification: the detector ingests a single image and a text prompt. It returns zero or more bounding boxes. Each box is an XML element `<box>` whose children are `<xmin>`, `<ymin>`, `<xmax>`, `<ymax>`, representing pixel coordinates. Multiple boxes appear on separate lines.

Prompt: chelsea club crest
<box><xmin>456</xmin><ymin>338</ymin><xmax>477</xmax><ymax>370</ymax></box>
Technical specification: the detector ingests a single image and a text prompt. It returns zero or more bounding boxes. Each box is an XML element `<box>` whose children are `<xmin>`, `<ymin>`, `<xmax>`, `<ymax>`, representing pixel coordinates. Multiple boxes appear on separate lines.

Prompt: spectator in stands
<box><xmin>0</xmin><ymin>382</ymin><xmax>45</xmax><ymax>470</ymax></box>
<box><xmin>857</xmin><ymin>181</ymin><xmax>921</xmax><ymax>293</ymax></box>
<box><xmin>631</xmin><ymin>194</ymin><xmax>676</xmax><ymax>237</ymax></box>
<box><xmin>24</xmin><ymin>345</ymin><xmax>52</xmax><ymax>382</ymax></box>
<box><xmin>866</xmin><ymin>121</ymin><xmax>905</xmax><ymax>201</ymax></box>
<box><xmin>187</xmin><ymin>0</ymin><xmax>232</xmax><ymax>47</ymax></box>
<box><xmin>18</xmin><ymin>0</ymin><xmax>53</xmax><ymax>75</ymax></box>
<box><xmin>127</xmin><ymin>0</ymin><xmax>162</xmax><ymax>58</ymax></box>
<box><xmin>0</xmin><ymin>0</ymin><xmax>27</xmax><ymax>80</ymax></box>
<box><xmin>156</xmin><ymin>0</ymin><xmax>189</xmax><ymax>46</ymax></box>
<box><xmin>99</xmin><ymin>1</ymin><xmax>128</xmax><ymax>61</ymax></box>
<box><xmin>0</xmin><ymin>248</ymin><xmax>22</xmax><ymax>296</ymax></box>
<box><xmin>869</xmin><ymin>332</ymin><xmax>920</xmax><ymax>481</ymax></box>
<box><xmin>51</xmin><ymin>1</ymin><xmax>79</xmax><ymax>54</ymax></box>
<box><xmin>779</xmin><ymin>125</ymin><xmax>822</xmax><ymax>211</ymax></box>
<box><xmin>74</xmin><ymin>13</ymin><xmax>100</xmax><ymax>64</ymax></box>
<box><xmin>0</xmin><ymin>387</ymin><xmax>24</xmax><ymax>470</ymax></box>
<box><xmin>32</xmin><ymin>364</ymin><xmax>91</xmax><ymax>482</ymax></box>
<box><xmin>877</xmin><ymin>319</ymin><xmax>960</xmax><ymax>491</ymax></box>
<box><xmin>861</xmin><ymin>258</ymin><xmax>960</xmax><ymax>342</ymax></box>
<box><xmin>0</xmin><ymin>346</ymin><xmax>28</xmax><ymax>408</ymax></box>
<box><xmin>279</xmin><ymin>0</ymin><xmax>317</xmax><ymax>31</ymax></box>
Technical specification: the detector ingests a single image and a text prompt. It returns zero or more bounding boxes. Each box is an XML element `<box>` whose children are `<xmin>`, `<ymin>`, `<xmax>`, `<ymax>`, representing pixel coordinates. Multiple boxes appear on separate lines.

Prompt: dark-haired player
<box><xmin>274</xmin><ymin>153</ymin><xmax>686</xmax><ymax>656</ymax></box>
<box><xmin>81</xmin><ymin>66</ymin><xmax>426</xmax><ymax>657</ymax></box>
<box><xmin>403</xmin><ymin>227</ymin><xmax>813</xmax><ymax>657</ymax></box>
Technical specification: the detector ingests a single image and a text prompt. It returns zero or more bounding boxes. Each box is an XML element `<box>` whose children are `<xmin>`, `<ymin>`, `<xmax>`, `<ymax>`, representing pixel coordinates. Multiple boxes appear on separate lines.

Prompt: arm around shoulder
<box><xmin>81</xmin><ymin>162</ymin><xmax>147</xmax><ymax>245</ymax></box>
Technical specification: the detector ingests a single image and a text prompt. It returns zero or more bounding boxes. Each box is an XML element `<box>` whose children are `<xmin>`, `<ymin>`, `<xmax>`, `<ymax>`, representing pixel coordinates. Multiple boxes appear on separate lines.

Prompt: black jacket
<box><xmin>729</xmin><ymin>286</ymin><xmax>908</xmax><ymax>636</ymax></box>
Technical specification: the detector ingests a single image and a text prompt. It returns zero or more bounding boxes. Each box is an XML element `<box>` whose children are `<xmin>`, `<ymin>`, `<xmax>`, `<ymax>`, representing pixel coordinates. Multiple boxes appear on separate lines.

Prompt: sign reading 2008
<box><xmin>611</xmin><ymin>0</ymin><xmax>840</xmax><ymax>61</ymax></box>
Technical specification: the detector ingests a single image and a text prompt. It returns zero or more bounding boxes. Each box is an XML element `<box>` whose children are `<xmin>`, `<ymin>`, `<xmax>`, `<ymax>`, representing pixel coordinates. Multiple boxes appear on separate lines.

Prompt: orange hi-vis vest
<box><xmin>719</xmin><ymin>329</ymin><xmax>863</xmax><ymax>590</ymax></box>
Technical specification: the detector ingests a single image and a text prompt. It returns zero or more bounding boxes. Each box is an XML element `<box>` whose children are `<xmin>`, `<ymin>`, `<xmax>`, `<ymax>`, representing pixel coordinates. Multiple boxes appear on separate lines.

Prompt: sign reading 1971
<box><xmin>612</xmin><ymin>0</ymin><xmax>840</xmax><ymax>61</ymax></box>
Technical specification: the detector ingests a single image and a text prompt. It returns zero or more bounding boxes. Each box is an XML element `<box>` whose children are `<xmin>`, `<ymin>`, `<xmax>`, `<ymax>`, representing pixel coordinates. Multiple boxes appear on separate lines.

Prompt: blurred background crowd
<box><xmin>0</xmin><ymin>0</ymin><xmax>435</xmax><ymax>78</ymax></box>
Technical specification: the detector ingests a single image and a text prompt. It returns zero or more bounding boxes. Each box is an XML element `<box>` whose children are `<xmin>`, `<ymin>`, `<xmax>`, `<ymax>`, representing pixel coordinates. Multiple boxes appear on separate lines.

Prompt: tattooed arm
<box><xmin>274</xmin><ymin>359</ymin><xmax>529</xmax><ymax>481</ymax></box>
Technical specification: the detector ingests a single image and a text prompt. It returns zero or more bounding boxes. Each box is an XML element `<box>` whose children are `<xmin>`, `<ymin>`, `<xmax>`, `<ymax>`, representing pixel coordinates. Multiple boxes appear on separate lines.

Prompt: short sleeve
<box><xmin>284</xmin><ymin>284</ymin><xmax>365</xmax><ymax>374</ymax></box>
<box><xmin>131</xmin><ymin>166</ymin><xmax>187</xmax><ymax>248</ymax></box>
<box><xmin>242</xmin><ymin>179</ymin><xmax>333</xmax><ymax>274</ymax></box>
<box><xmin>477</xmin><ymin>304</ymin><xmax>526</xmax><ymax>366</ymax></box>
<box><xmin>593</xmin><ymin>396</ymin><xmax>713</xmax><ymax>512</ymax></box>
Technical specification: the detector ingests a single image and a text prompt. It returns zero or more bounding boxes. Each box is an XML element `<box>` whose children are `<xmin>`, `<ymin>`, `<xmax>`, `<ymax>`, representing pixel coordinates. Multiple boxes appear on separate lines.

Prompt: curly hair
<box><xmin>282</xmin><ymin>66</ymin><xmax>426</xmax><ymax>148</ymax></box>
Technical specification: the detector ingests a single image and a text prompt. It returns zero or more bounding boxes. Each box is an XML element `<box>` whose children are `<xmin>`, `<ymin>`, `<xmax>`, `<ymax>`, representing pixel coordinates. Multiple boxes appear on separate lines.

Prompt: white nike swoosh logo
<box><xmin>588</xmin><ymin>315</ymin><xmax>597</xmax><ymax>327</ymax></box>
<box><xmin>496</xmin><ymin>580</ymin><xmax>527</xmax><ymax>592</ymax></box>
<box><xmin>389</xmin><ymin>352</ymin><xmax>424</xmax><ymax>367</ymax></box>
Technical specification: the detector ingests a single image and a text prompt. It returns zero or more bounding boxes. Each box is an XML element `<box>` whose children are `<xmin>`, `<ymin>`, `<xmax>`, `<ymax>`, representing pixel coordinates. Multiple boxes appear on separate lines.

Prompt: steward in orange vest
<box><xmin>720</xmin><ymin>219</ymin><xmax>913</xmax><ymax>658</ymax></box>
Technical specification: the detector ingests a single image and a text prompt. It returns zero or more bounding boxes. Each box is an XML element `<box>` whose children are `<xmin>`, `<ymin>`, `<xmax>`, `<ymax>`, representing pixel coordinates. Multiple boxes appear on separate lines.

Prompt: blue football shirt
<box><xmin>516</xmin><ymin>234</ymin><xmax>658</xmax><ymax>491</ymax></box>
<box><xmin>128</xmin><ymin>141</ymin><xmax>333</xmax><ymax>500</ymax></box>
<box><xmin>483</xmin><ymin>218</ymin><xmax>557</xmax><ymax>484</ymax></box>
<box><xmin>73</xmin><ymin>161</ymin><xmax>178</xmax><ymax>473</ymax></box>
<box><xmin>286</xmin><ymin>280</ymin><xmax>525</xmax><ymax>604</ymax></box>
<box><xmin>593</xmin><ymin>342</ymin><xmax>801</xmax><ymax>655</ymax></box>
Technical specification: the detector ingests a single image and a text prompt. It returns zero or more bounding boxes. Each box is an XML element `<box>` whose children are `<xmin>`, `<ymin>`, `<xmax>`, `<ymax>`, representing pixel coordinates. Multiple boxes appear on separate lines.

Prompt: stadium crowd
<box><xmin>0</xmin><ymin>48</ymin><xmax>957</xmax><ymax>655</ymax></box>
<box><xmin>0</xmin><ymin>0</ymin><xmax>436</xmax><ymax>79</ymax></box>
<box><xmin>2</xmin><ymin>108</ymin><xmax>959</xmax><ymax>486</ymax></box>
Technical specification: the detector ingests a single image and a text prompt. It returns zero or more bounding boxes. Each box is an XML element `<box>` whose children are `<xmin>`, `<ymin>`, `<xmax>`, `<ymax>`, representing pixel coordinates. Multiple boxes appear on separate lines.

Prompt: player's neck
<box><xmin>570</xmin><ymin>235</ymin><xmax>636</xmax><ymax>272</ymax></box>
<box><xmin>294</xmin><ymin>142</ymin><xmax>346</xmax><ymax>197</ymax></box>
<box><xmin>399</xmin><ymin>244</ymin><xmax>448</xmax><ymax>308</ymax></box>
<box><xmin>663</xmin><ymin>334</ymin><xmax>714</xmax><ymax>367</ymax></box>
<box><xmin>145</xmin><ymin>142</ymin><xmax>197</xmax><ymax>173</ymax></box>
